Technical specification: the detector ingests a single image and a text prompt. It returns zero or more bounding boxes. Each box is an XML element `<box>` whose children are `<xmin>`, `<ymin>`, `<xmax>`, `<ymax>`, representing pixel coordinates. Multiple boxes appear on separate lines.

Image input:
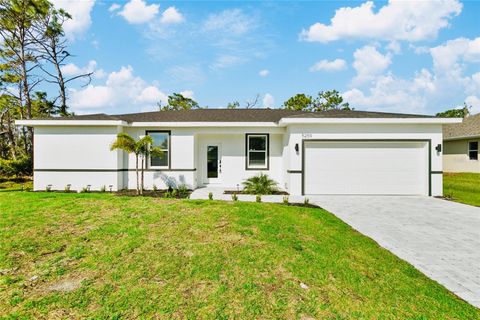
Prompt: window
<box><xmin>246</xmin><ymin>134</ymin><xmax>269</xmax><ymax>169</ymax></box>
<box><xmin>148</xmin><ymin>131</ymin><xmax>170</xmax><ymax>168</ymax></box>
<box><xmin>469</xmin><ymin>141</ymin><xmax>478</xmax><ymax>160</ymax></box>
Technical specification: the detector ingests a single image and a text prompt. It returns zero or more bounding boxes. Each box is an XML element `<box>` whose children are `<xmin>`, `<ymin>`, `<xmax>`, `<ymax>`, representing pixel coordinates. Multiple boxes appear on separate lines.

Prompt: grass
<box><xmin>0</xmin><ymin>177</ymin><xmax>32</xmax><ymax>192</ymax></box>
<box><xmin>444</xmin><ymin>173</ymin><xmax>480</xmax><ymax>207</ymax></box>
<box><xmin>0</xmin><ymin>191</ymin><xmax>478</xmax><ymax>319</ymax></box>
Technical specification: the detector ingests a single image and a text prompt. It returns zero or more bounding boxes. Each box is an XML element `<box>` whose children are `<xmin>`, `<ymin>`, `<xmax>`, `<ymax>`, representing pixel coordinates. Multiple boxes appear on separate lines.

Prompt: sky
<box><xmin>49</xmin><ymin>0</ymin><xmax>480</xmax><ymax>115</ymax></box>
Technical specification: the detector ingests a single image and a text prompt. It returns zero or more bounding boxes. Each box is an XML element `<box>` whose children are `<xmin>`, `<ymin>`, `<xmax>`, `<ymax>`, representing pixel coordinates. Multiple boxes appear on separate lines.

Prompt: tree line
<box><xmin>0</xmin><ymin>0</ymin><xmax>92</xmax><ymax>176</ymax></box>
<box><xmin>160</xmin><ymin>90</ymin><xmax>351</xmax><ymax>112</ymax></box>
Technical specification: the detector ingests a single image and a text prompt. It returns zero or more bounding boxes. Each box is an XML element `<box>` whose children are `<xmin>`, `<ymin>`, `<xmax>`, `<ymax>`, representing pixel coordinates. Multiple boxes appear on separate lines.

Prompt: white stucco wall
<box><xmin>284</xmin><ymin>123</ymin><xmax>444</xmax><ymax>196</ymax></box>
<box><xmin>30</xmin><ymin>122</ymin><xmax>444</xmax><ymax>196</ymax></box>
<box><xmin>195</xmin><ymin>133</ymin><xmax>284</xmax><ymax>189</ymax></box>
<box><xmin>33</xmin><ymin>126</ymin><xmax>122</xmax><ymax>191</ymax></box>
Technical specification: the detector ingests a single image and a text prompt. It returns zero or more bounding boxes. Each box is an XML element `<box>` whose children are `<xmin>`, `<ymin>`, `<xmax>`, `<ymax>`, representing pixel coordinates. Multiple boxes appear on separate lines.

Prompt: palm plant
<box><xmin>110</xmin><ymin>133</ymin><xmax>163</xmax><ymax>195</ymax></box>
<box><xmin>242</xmin><ymin>173</ymin><xmax>278</xmax><ymax>195</ymax></box>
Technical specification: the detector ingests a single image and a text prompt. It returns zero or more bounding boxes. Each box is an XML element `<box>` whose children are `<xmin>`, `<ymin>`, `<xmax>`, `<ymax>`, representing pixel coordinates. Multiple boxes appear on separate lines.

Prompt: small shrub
<box><xmin>64</xmin><ymin>184</ymin><xmax>71</xmax><ymax>193</ymax></box>
<box><xmin>46</xmin><ymin>184</ymin><xmax>52</xmax><ymax>192</ymax></box>
<box><xmin>100</xmin><ymin>185</ymin><xmax>106</xmax><ymax>193</ymax></box>
<box><xmin>283</xmin><ymin>195</ymin><xmax>289</xmax><ymax>204</ymax></box>
<box><xmin>171</xmin><ymin>189</ymin><xmax>178</xmax><ymax>198</ymax></box>
<box><xmin>242</xmin><ymin>173</ymin><xmax>278</xmax><ymax>195</ymax></box>
<box><xmin>164</xmin><ymin>190</ymin><xmax>172</xmax><ymax>198</ymax></box>
<box><xmin>256</xmin><ymin>195</ymin><xmax>261</xmax><ymax>203</ymax></box>
<box><xmin>208</xmin><ymin>192</ymin><xmax>213</xmax><ymax>200</ymax></box>
<box><xmin>304</xmin><ymin>197</ymin><xmax>310</xmax><ymax>205</ymax></box>
<box><xmin>153</xmin><ymin>184</ymin><xmax>158</xmax><ymax>191</ymax></box>
<box><xmin>178</xmin><ymin>184</ymin><xmax>189</xmax><ymax>198</ymax></box>
<box><xmin>232</xmin><ymin>193</ymin><xmax>238</xmax><ymax>201</ymax></box>
<box><xmin>80</xmin><ymin>187</ymin><xmax>88</xmax><ymax>193</ymax></box>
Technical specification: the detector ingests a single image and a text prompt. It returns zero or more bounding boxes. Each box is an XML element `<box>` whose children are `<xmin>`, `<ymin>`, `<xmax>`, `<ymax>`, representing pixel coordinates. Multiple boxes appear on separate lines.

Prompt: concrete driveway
<box><xmin>309</xmin><ymin>195</ymin><xmax>480</xmax><ymax>308</ymax></box>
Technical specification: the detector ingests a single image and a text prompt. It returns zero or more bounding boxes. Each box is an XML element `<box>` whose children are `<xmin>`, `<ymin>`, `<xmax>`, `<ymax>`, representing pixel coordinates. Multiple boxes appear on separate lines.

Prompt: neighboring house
<box><xmin>16</xmin><ymin>109</ymin><xmax>459</xmax><ymax>196</ymax></box>
<box><xmin>443</xmin><ymin>113</ymin><xmax>480</xmax><ymax>173</ymax></box>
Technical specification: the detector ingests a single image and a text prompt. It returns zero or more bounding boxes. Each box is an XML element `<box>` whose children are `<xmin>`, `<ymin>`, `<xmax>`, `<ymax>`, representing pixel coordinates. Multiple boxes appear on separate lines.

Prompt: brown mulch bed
<box><xmin>223</xmin><ymin>190</ymin><xmax>289</xmax><ymax>195</ymax></box>
<box><xmin>115</xmin><ymin>189</ymin><xmax>191</xmax><ymax>198</ymax></box>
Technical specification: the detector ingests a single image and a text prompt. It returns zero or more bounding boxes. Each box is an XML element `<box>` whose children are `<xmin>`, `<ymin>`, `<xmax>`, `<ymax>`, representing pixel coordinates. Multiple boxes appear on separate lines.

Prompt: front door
<box><xmin>207</xmin><ymin>145</ymin><xmax>221</xmax><ymax>184</ymax></box>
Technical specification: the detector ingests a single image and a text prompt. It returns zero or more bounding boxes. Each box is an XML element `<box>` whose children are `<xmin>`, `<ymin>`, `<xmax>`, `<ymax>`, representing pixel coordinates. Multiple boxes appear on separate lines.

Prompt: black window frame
<box><xmin>468</xmin><ymin>141</ymin><xmax>478</xmax><ymax>161</ymax></box>
<box><xmin>245</xmin><ymin>133</ymin><xmax>269</xmax><ymax>170</ymax></box>
<box><xmin>146</xmin><ymin>130</ymin><xmax>171</xmax><ymax>169</ymax></box>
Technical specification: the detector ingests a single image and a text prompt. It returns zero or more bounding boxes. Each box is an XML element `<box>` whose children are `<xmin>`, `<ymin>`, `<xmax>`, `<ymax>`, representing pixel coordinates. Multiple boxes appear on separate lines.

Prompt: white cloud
<box><xmin>386</xmin><ymin>41</ymin><xmax>401</xmax><ymax>54</ymax></box>
<box><xmin>61</xmin><ymin>60</ymin><xmax>105</xmax><ymax>79</ymax></box>
<box><xmin>300</xmin><ymin>0</ymin><xmax>462</xmax><ymax>43</ymax></box>
<box><xmin>203</xmin><ymin>9</ymin><xmax>256</xmax><ymax>36</ymax></box>
<box><xmin>108</xmin><ymin>3</ymin><xmax>121</xmax><ymax>12</ymax></box>
<box><xmin>210</xmin><ymin>55</ymin><xmax>244</xmax><ymax>70</ymax></box>
<box><xmin>430</xmin><ymin>37</ymin><xmax>480</xmax><ymax>75</ymax></box>
<box><xmin>160</xmin><ymin>7</ymin><xmax>184</xmax><ymax>24</ymax></box>
<box><xmin>309</xmin><ymin>59</ymin><xmax>347</xmax><ymax>72</ymax></box>
<box><xmin>69</xmin><ymin>65</ymin><xmax>167</xmax><ymax>113</ymax></box>
<box><xmin>50</xmin><ymin>0</ymin><xmax>96</xmax><ymax>40</ymax></box>
<box><xmin>344</xmin><ymin>37</ymin><xmax>480</xmax><ymax>115</ymax></box>
<box><xmin>180</xmin><ymin>90</ymin><xmax>194</xmax><ymax>99</ymax></box>
<box><xmin>466</xmin><ymin>96</ymin><xmax>480</xmax><ymax>114</ymax></box>
<box><xmin>119</xmin><ymin>0</ymin><xmax>159</xmax><ymax>24</ymax></box>
<box><xmin>259</xmin><ymin>69</ymin><xmax>269</xmax><ymax>77</ymax></box>
<box><xmin>263</xmin><ymin>93</ymin><xmax>275</xmax><ymax>108</ymax></box>
<box><xmin>352</xmin><ymin>45</ymin><xmax>391</xmax><ymax>84</ymax></box>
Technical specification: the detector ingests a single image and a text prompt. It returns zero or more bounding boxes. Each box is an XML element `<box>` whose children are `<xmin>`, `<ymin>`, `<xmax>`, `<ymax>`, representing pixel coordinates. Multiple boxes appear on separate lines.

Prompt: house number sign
<box><xmin>302</xmin><ymin>133</ymin><xmax>313</xmax><ymax>138</ymax></box>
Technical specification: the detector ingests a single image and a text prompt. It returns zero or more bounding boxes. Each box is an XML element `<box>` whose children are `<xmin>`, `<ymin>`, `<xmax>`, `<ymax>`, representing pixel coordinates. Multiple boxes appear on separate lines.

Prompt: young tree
<box><xmin>110</xmin><ymin>133</ymin><xmax>162</xmax><ymax>195</ymax></box>
<box><xmin>226</xmin><ymin>101</ymin><xmax>240</xmax><ymax>109</ymax></box>
<box><xmin>32</xmin><ymin>3</ymin><xmax>92</xmax><ymax>116</ymax></box>
<box><xmin>283</xmin><ymin>93</ymin><xmax>313</xmax><ymax>111</ymax></box>
<box><xmin>436</xmin><ymin>103</ymin><xmax>470</xmax><ymax>118</ymax></box>
<box><xmin>160</xmin><ymin>93</ymin><xmax>199</xmax><ymax>111</ymax></box>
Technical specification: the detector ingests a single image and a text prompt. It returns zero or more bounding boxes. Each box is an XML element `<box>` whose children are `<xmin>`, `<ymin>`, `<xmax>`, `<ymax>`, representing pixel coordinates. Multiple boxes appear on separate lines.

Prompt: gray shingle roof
<box><xmin>443</xmin><ymin>113</ymin><xmax>480</xmax><ymax>140</ymax></box>
<box><xmin>40</xmin><ymin>108</ymin><xmax>436</xmax><ymax>123</ymax></box>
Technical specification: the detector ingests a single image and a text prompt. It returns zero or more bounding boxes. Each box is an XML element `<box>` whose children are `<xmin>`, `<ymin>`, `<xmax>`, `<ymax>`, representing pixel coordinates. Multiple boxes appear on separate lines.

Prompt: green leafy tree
<box><xmin>283</xmin><ymin>90</ymin><xmax>350</xmax><ymax>111</ymax></box>
<box><xmin>283</xmin><ymin>93</ymin><xmax>313</xmax><ymax>111</ymax></box>
<box><xmin>226</xmin><ymin>101</ymin><xmax>240</xmax><ymax>109</ymax></box>
<box><xmin>0</xmin><ymin>0</ymin><xmax>50</xmax><ymax>157</ymax></box>
<box><xmin>436</xmin><ymin>103</ymin><xmax>470</xmax><ymax>118</ymax></box>
<box><xmin>160</xmin><ymin>93</ymin><xmax>200</xmax><ymax>111</ymax></box>
<box><xmin>313</xmin><ymin>90</ymin><xmax>350</xmax><ymax>111</ymax></box>
<box><xmin>110</xmin><ymin>133</ymin><xmax>163</xmax><ymax>195</ymax></box>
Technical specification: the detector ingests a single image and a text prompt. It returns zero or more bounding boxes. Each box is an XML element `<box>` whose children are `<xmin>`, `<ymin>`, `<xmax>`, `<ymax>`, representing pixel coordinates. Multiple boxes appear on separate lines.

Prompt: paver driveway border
<box><xmin>309</xmin><ymin>195</ymin><xmax>480</xmax><ymax>308</ymax></box>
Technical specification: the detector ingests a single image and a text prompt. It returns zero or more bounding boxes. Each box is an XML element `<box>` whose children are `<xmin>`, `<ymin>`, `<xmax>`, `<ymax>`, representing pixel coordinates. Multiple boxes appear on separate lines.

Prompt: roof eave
<box><xmin>15</xmin><ymin>119</ymin><xmax>127</xmax><ymax>127</ymax></box>
<box><xmin>279</xmin><ymin>117</ymin><xmax>463</xmax><ymax>125</ymax></box>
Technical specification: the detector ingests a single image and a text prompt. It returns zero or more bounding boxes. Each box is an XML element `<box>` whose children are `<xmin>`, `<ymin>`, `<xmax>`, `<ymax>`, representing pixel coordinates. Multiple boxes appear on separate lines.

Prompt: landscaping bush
<box><xmin>0</xmin><ymin>156</ymin><xmax>32</xmax><ymax>177</ymax></box>
<box><xmin>242</xmin><ymin>173</ymin><xmax>278</xmax><ymax>195</ymax></box>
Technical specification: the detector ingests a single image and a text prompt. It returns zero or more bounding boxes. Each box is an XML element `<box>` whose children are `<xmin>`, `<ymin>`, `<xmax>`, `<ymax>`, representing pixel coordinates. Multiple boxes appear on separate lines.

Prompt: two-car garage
<box><xmin>303</xmin><ymin>140</ymin><xmax>430</xmax><ymax>196</ymax></box>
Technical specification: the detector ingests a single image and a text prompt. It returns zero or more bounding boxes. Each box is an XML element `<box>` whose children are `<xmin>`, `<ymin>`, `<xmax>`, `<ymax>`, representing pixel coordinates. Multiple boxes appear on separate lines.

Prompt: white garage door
<box><xmin>304</xmin><ymin>141</ymin><xmax>429</xmax><ymax>195</ymax></box>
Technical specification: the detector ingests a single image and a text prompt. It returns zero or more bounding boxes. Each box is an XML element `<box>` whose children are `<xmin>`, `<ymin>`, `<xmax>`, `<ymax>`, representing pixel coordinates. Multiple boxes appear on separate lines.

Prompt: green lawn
<box><xmin>444</xmin><ymin>173</ymin><xmax>480</xmax><ymax>207</ymax></box>
<box><xmin>0</xmin><ymin>191</ymin><xmax>478</xmax><ymax>319</ymax></box>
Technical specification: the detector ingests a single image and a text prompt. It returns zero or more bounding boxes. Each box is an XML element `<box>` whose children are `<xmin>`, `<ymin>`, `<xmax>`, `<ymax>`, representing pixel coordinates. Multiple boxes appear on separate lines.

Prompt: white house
<box><xmin>16</xmin><ymin>109</ymin><xmax>460</xmax><ymax>196</ymax></box>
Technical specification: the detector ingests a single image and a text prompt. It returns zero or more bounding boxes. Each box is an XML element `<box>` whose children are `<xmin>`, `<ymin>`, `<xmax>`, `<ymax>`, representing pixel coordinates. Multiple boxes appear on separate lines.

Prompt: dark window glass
<box><xmin>247</xmin><ymin>135</ymin><xmax>267</xmax><ymax>168</ymax></box>
<box><xmin>249</xmin><ymin>136</ymin><xmax>266</xmax><ymax>151</ymax></box>
<box><xmin>249</xmin><ymin>151</ymin><xmax>266</xmax><ymax>166</ymax></box>
<box><xmin>149</xmin><ymin>132</ymin><xmax>169</xmax><ymax>167</ymax></box>
<box><xmin>469</xmin><ymin>141</ymin><xmax>478</xmax><ymax>160</ymax></box>
<box><xmin>207</xmin><ymin>146</ymin><xmax>218</xmax><ymax>178</ymax></box>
